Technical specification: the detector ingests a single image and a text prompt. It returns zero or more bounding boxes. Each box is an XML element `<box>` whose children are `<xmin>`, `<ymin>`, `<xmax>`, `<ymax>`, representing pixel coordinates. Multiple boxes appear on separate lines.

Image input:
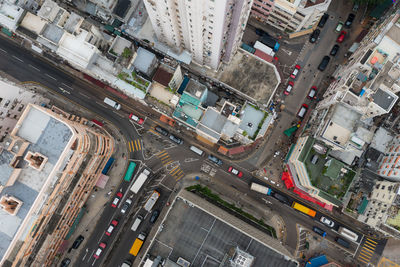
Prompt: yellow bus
<box><xmin>291</xmin><ymin>202</ymin><xmax>316</xmax><ymax>217</ymax></box>
<box><xmin>129</xmin><ymin>233</ymin><xmax>146</xmax><ymax>256</ymax></box>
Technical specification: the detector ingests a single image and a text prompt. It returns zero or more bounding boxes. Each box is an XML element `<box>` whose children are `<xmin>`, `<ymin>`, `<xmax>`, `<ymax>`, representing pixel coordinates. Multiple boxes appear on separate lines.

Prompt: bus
<box><xmin>102</xmin><ymin>157</ymin><xmax>115</xmax><ymax>175</ymax></box>
<box><xmin>291</xmin><ymin>202</ymin><xmax>316</xmax><ymax>217</ymax></box>
<box><xmin>124</xmin><ymin>162</ymin><xmax>137</xmax><ymax>182</ymax></box>
<box><xmin>338</xmin><ymin>227</ymin><xmax>359</xmax><ymax>242</ymax></box>
<box><xmin>129</xmin><ymin>233</ymin><xmax>146</xmax><ymax>256</ymax></box>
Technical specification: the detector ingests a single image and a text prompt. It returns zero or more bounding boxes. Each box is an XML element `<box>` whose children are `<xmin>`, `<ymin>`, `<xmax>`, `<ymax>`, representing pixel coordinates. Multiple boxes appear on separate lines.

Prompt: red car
<box><xmin>105</xmin><ymin>220</ymin><xmax>118</xmax><ymax>236</ymax></box>
<box><xmin>93</xmin><ymin>242</ymin><xmax>106</xmax><ymax>259</ymax></box>
<box><xmin>129</xmin><ymin>113</ymin><xmax>144</xmax><ymax>125</ymax></box>
<box><xmin>308</xmin><ymin>86</ymin><xmax>317</xmax><ymax>99</ymax></box>
<box><xmin>111</xmin><ymin>192</ymin><xmax>123</xmax><ymax>208</ymax></box>
<box><xmin>336</xmin><ymin>31</ymin><xmax>346</xmax><ymax>43</ymax></box>
<box><xmin>290</xmin><ymin>64</ymin><xmax>301</xmax><ymax>79</ymax></box>
<box><xmin>297</xmin><ymin>104</ymin><xmax>309</xmax><ymax>118</ymax></box>
<box><xmin>284</xmin><ymin>81</ymin><xmax>294</xmax><ymax>96</ymax></box>
<box><xmin>228</xmin><ymin>166</ymin><xmax>243</xmax><ymax>178</ymax></box>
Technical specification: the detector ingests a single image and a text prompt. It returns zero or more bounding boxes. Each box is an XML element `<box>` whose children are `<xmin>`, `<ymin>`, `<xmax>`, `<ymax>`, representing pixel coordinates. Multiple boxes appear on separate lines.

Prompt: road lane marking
<box><xmin>61</xmin><ymin>83</ymin><xmax>73</xmax><ymax>90</ymax></box>
<box><xmin>367</xmin><ymin>238</ymin><xmax>377</xmax><ymax>244</ymax></box>
<box><xmin>12</xmin><ymin>55</ymin><xmax>23</xmax><ymax>62</ymax></box>
<box><xmin>0</xmin><ymin>48</ymin><xmax>6</xmax><ymax>53</ymax></box>
<box><xmin>169</xmin><ymin>165</ymin><xmax>179</xmax><ymax>174</ymax></box>
<box><xmin>58</xmin><ymin>87</ymin><xmax>71</xmax><ymax>95</ymax></box>
<box><xmin>28</xmin><ymin>64</ymin><xmax>40</xmax><ymax>71</ymax></box>
<box><xmin>112</xmin><ymin>110</ymin><xmax>123</xmax><ymax>118</ymax></box>
<box><xmin>46</xmin><ymin>73</ymin><xmax>57</xmax><ymax>80</ymax></box>
<box><xmin>78</xmin><ymin>92</ymin><xmax>90</xmax><ymax>98</ymax></box>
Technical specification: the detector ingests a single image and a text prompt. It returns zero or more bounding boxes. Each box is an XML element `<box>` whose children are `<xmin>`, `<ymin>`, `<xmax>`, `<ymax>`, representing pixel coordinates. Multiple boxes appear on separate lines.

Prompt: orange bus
<box><xmin>291</xmin><ymin>202</ymin><xmax>316</xmax><ymax>217</ymax></box>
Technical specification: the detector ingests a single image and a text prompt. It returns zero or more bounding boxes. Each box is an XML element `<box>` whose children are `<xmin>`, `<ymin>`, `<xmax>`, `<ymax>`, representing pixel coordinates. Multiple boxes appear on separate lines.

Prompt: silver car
<box><xmin>320</xmin><ymin>216</ymin><xmax>334</xmax><ymax>227</ymax></box>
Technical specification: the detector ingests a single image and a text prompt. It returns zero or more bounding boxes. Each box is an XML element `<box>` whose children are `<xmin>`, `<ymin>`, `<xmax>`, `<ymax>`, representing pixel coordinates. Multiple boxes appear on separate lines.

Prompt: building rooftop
<box><xmin>37</xmin><ymin>0</ymin><xmax>61</xmax><ymax>22</ymax></box>
<box><xmin>372</xmin><ymin>88</ymin><xmax>397</xmax><ymax>111</ymax></box>
<box><xmin>184</xmin><ymin>79</ymin><xmax>207</xmax><ymax>101</ymax></box>
<box><xmin>0</xmin><ymin>1</ymin><xmax>26</xmax><ymax>31</ymax></box>
<box><xmin>113</xmin><ymin>0</ymin><xmax>131</xmax><ymax>18</ymax></box>
<box><xmin>57</xmin><ymin>31</ymin><xmax>98</xmax><ymax>69</ymax></box>
<box><xmin>239</xmin><ymin>104</ymin><xmax>266</xmax><ymax>138</ymax></box>
<box><xmin>146</xmin><ymin>190</ymin><xmax>298</xmax><ymax>267</ymax></box>
<box><xmin>64</xmin><ymin>12</ymin><xmax>83</xmax><ymax>34</ymax></box>
<box><xmin>133</xmin><ymin>47</ymin><xmax>157</xmax><ymax>77</ymax></box>
<box><xmin>19</xmin><ymin>12</ymin><xmax>47</xmax><ymax>35</ymax></box>
<box><xmin>42</xmin><ymin>24</ymin><xmax>64</xmax><ymax>44</ymax></box>
<box><xmin>210</xmin><ymin>50</ymin><xmax>280</xmax><ymax>104</ymax></box>
<box><xmin>110</xmin><ymin>35</ymin><xmax>132</xmax><ymax>56</ymax></box>
<box><xmin>0</xmin><ymin>105</ymin><xmax>73</xmax><ymax>262</ymax></box>
<box><xmin>152</xmin><ymin>66</ymin><xmax>173</xmax><ymax>87</ymax></box>
<box><xmin>199</xmin><ymin>108</ymin><xmax>226</xmax><ymax>134</ymax></box>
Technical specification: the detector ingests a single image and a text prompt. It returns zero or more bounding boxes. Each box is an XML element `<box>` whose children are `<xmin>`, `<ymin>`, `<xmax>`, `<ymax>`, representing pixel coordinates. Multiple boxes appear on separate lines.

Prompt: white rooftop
<box><xmin>57</xmin><ymin>31</ymin><xmax>98</xmax><ymax>69</ymax></box>
<box><xmin>0</xmin><ymin>105</ymin><xmax>73</xmax><ymax>264</ymax></box>
<box><xmin>19</xmin><ymin>12</ymin><xmax>47</xmax><ymax>35</ymax></box>
<box><xmin>0</xmin><ymin>1</ymin><xmax>25</xmax><ymax>31</ymax></box>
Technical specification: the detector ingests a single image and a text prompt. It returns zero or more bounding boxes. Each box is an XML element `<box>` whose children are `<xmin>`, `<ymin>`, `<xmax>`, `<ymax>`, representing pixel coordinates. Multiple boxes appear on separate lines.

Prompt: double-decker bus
<box><xmin>124</xmin><ymin>162</ymin><xmax>137</xmax><ymax>182</ymax></box>
<box><xmin>291</xmin><ymin>202</ymin><xmax>316</xmax><ymax>217</ymax></box>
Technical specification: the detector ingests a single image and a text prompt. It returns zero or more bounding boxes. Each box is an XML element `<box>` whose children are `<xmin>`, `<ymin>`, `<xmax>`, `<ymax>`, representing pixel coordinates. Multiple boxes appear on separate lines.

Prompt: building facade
<box><xmin>0</xmin><ymin>103</ymin><xmax>114</xmax><ymax>267</ymax></box>
<box><xmin>251</xmin><ymin>0</ymin><xmax>331</xmax><ymax>33</ymax></box>
<box><xmin>378</xmin><ymin>135</ymin><xmax>400</xmax><ymax>181</ymax></box>
<box><xmin>143</xmin><ymin>0</ymin><xmax>253</xmax><ymax>69</ymax></box>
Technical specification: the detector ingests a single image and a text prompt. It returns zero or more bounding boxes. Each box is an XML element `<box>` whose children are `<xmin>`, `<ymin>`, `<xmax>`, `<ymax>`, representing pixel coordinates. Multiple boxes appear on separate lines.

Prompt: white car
<box><xmin>320</xmin><ymin>216</ymin><xmax>334</xmax><ymax>228</ymax></box>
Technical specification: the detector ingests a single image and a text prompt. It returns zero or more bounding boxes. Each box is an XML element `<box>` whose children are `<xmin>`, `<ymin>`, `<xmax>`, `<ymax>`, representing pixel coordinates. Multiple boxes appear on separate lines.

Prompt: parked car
<box><xmin>129</xmin><ymin>113</ymin><xmax>144</xmax><ymax>125</ymax></box>
<box><xmin>297</xmin><ymin>104</ymin><xmax>308</xmax><ymax>118</ymax></box>
<box><xmin>318</xmin><ymin>13</ymin><xmax>329</xmax><ymax>28</ymax></box>
<box><xmin>320</xmin><ymin>216</ymin><xmax>335</xmax><ymax>227</ymax></box>
<box><xmin>155</xmin><ymin>125</ymin><xmax>169</xmax><ymax>136</ymax></box>
<box><xmin>208</xmin><ymin>154</ymin><xmax>223</xmax><ymax>165</ymax></box>
<box><xmin>309</xmin><ymin>29</ymin><xmax>320</xmax><ymax>43</ymax></box>
<box><xmin>345</xmin><ymin>13</ymin><xmax>355</xmax><ymax>28</ymax></box>
<box><xmin>169</xmin><ymin>134</ymin><xmax>183</xmax><ymax>144</ymax></box>
<box><xmin>105</xmin><ymin>220</ymin><xmax>118</xmax><ymax>236</ymax></box>
<box><xmin>61</xmin><ymin>258</ymin><xmax>71</xmax><ymax>267</ymax></box>
<box><xmin>336</xmin><ymin>31</ymin><xmax>346</xmax><ymax>43</ymax></box>
<box><xmin>149</xmin><ymin>210</ymin><xmax>160</xmax><ymax>223</ymax></box>
<box><xmin>284</xmin><ymin>81</ymin><xmax>294</xmax><ymax>96</ymax></box>
<box><xmin>228</xmin><ymin>166</ymin><xmax>243</xmax><ymax>178</ymax></box>
<box><xmin>313</xmin><ymin>226</ymin><xmax>327</xmax><ymax>237</ymax></box>
<box><xmin>93</xmin><ymin>242</ymin><xmax>107</xmax><ymax>259</ymax></box>
<box><xmin>271</xmin><ymin>192</ymin><xmax>290</xmax><ymax>204</ymax></box>
<box><xmin>255</xmin><ymin>28</ymin><xmax>266</xmax><ymax>36</ymax></box>
<box><xmin>111</xmin><ymin>192</ymin><xmax>123</xmax><ymax>208</ymax></box>
<box><xmin>72</xmin><ymin>235</ymin><xmax>84</xmax><ymax>249</ymax></box>
<box><xmin>121</xmin><ymin>199</ymin><xmax>132</xmax><ymax>214</ymax></box>
<box><xmin>318</xmin><ymin>56</ymin><xmax>330</xmax><ymax>71</ymax></box>
<box><xmin>330</xmin><ymin>44</ymin><xmax>340</xmax><ymax>56</ymax></box>
<box><xmin>290</xmin><ymin>64</ymin><xmax>301</xmax><ymax>79</ymax></box>
<box><xmin>308</xmin><ymin>86</ymin><xmax>317</xmax><ymax>99</ymax></box>
<box><xmin>335</xmin><ymin>236</ymin><xmax>350</xmax><ymax>248</ymax></box>
<box><xmin>335</xmin><ymin>21</ymin><xmax>344</xmax><ymax>33</ymax></box>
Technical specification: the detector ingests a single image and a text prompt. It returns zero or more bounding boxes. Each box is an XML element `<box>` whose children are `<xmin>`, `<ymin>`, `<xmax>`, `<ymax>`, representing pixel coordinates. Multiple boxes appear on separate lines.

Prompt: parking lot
<box><xmin>147</xmin><ymin>197</ymin><xmax>298</xmax><ymax>267</ymax></box>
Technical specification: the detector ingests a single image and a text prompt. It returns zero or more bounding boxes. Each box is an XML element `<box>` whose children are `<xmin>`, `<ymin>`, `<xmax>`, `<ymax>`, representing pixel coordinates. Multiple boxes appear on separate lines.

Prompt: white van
<box><xmin>104</xmin><ymin>97</ymin><xmax>121</xmax><ymax>110</ymax></box>
<box><xmin>190</xmin><ymin>145</ymin><xmax>204</xmax><ymax>156</ymax></box>
<box><xmin>131</xmin><ymin>215</ymin><xmax>143</xmax><ymax>231</ymax></box>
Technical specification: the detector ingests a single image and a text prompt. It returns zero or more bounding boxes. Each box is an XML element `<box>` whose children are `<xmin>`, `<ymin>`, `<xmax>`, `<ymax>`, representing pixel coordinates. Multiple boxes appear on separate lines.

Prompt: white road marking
<box><xmin>0</xmin><ymin>48</ymin><xmax>6</xmax><ymax>53</ymax></box>
<box><xmin>112</xmin><ymin>110</ymin><xmax>123</xmax><ymax>118</ymax></box>
<box><xmin>12</xmin><ymin>55</ymin><xmax>23</xmax><ymax>62</ymax></box>
<box><xmin>78</xmin><ymin>92</ymin><xmax>90</xmax><ymax>98</ymax></box>
<box><xmin>45</xmin><ymin>73</ymin><xmax>57</xmax><ymax>81</ymax></box>
<box><xmin>61</xmin><ymin>83</ymin><xmax>73</xmax><ymax>90</ymax></box>
<box><xmin>28</xmin><ymin>64</ymin><xmax>40</xmax><ymax>71</ymax></box>
<box><xmin>58</xmin><ymin>87</ymin><xmax>71</xmax><ymax>95</ymax></box>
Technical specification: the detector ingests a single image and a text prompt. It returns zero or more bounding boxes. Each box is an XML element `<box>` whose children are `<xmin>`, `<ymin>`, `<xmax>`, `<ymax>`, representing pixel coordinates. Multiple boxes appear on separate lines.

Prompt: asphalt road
<box><xmin>0</xmin><ymin>22</ymin><xmax>386</xmax><ymax>267</ymax></box>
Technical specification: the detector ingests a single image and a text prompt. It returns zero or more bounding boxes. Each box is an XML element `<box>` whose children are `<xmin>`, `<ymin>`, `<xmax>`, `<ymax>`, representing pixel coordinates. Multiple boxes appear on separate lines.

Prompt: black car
<box><xmin>330</xmin><ymin>44</ymin><xmax>340</xmax><ymax>56</ymax></box>
<box><xmin>155</xmin><ymin>126</ymin><xmax>169</xmax><ymax>136</ymax></box>
<box><xmin>272</xmin><ymin>192</ymin><xmax>290</xmax><ymax>204</ymax></box>
<box><xmin>255</xmin><ymin>28</ymin><xmax>266</xmax><ymax>36</ymax></box>
<box><xmin>335</xmin><ymin>237</ymin><xmax>350</xmax><ymax>248</ymax></box>
<box><xmin>149</xmin><ymin>210</ymin><xmax>160</xmax><ymax>223</ymax></box>
<box><xmin>72</xmin><ymin>235</ymin><xmax>84</xmax><ymax>249</ymax></box>
<box><xmin>309</xmin><ymin>29</ymin><xmax>320</xmax><ymax>43</ymax></box>
<box><xmin>61</xmin><ymin>258</ymin><xmax>71</xmax><ymax>267</ymax></box>
<box><xmin>318</xmin><ymin>56</ymin><xmax>330</xmax><ymax>71</ymax></box>
<box><xmin>318</xmin><ymin>13</ymin><xmax>329</xmax><ymax>28</ymax></box>
<box><xmin>345</xmin><ymin>13</ymin><xmax>355</xmax><ymax>28</ymax></box>
<box><xmin>208</xmin><ymin>154</ymin><xmax>223</xmax><ymax>165</ymax></box>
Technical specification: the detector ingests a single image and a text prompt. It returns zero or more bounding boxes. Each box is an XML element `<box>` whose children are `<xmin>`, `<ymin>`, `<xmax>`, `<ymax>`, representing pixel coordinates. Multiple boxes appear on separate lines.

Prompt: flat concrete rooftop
<box><xmin>209</xmin><ymin>50</ymin><xmax>280</xmax><ymax>104</ymax></box>
<box><xmin>0</xmin><ymin>105</ymin><xmax>73</xmax><ymax>262</ymax></box>
<box><xmin>147</xmin><ymin>190</ymin><xmax>297</xmax><ymax>267</ymax></box>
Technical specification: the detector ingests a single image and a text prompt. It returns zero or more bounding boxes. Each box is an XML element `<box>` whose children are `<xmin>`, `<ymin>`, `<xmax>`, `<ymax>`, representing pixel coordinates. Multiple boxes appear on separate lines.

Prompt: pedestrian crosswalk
<box><xmin>157</xmin><ymin>150</ymin><xmax>185</xmax><ymax>181</ymax></box>
<box><xmin>357</xmin><ymin>237</ymin><xmax>378</xmax><ymax>264</ymax></box>
<box><xmin>128</xmin><ymin>139</ymin><xmax>142</xmax><ymax>152</ymax></box>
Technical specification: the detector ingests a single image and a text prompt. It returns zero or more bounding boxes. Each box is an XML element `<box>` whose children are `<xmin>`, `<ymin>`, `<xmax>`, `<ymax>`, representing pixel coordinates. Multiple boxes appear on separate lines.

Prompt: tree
<box><xmin>122</xmin><ymin>47</ymin><xmax>132</xmax><ymax>59</ymax></box>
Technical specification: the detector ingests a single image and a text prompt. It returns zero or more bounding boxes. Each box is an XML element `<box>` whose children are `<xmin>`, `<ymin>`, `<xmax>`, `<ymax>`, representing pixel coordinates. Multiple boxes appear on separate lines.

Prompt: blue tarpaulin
<box><xmin>305</xmin><ymin>255</ymin><xmax>329</xmax><ymax>267</ymax></box>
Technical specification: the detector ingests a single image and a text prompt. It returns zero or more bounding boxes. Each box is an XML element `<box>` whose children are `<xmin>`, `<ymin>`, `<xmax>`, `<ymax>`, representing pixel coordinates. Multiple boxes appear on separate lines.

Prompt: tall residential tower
<box><xmin>143</xmin><ymin>0</ymin><xmax>253</xmax><ymax>69</ymax></box>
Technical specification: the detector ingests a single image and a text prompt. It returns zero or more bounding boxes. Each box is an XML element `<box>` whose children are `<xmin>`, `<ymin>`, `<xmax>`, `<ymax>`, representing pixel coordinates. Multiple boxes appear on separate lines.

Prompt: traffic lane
<box><xmin>105</xmin><ymin>186</ymin><xmax>173</xmax><ymax>267</ymax></box>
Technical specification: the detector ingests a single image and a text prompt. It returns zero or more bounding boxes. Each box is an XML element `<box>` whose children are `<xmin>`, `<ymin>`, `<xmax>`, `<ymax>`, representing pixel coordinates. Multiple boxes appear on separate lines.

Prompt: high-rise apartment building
<box><xmin>251</xmin><ymin>0</ymin><xmax>331</xmax><ymax>34</ymax></box>
<box><xmin>143</xmin><ymin>0</ymin><xmax>253</xmax><ymax>69</ymax></box>
<box><xmin>0</xmin><ymin>101</ymin><xmax>114</xmax><ymax>266</ymax></box>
